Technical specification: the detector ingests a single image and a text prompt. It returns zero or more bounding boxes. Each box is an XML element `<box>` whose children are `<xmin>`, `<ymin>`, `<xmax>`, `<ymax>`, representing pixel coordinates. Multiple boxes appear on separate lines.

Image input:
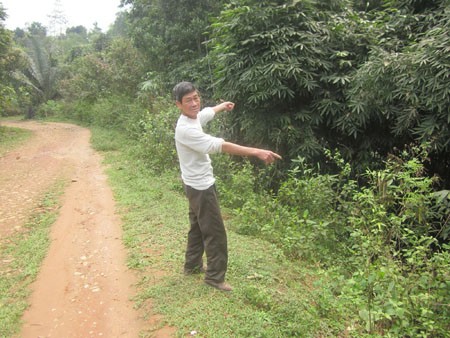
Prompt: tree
<box><xmin>209</xmin><ymin>0</ymin><xmax>450</xmax><ymax>187</ymax></box>
<box><xmin>108</xmin><ymin>11</ymin><xmax>130</xmax><ymax>38</ymax></box>
<box><xmin>56</xmin><ymin>26</ymin><xmax>90</xmax><ymax>63</ymax></box>
<box><xmin>121</xmin><ymin>0</ymin><xmax>226</xmax><ymax>89</ymax></box>
<box><xmin>14</xmin><ymin>33</ymin><xmax>59</xmax><ymax>117</ymax></box>
<box><xmin>105</xmin><ymin>38</ymin><xmax>146</xmax><ymax>96</ymax></box>
<box><xmin>48</xmin><ymin>0</ymin><xmax>68</xmax><ymax>36</ymax></box>
<box><xmin>345</xmin><ymin>0</ymin><xmax>450</xmax><ymax>184</ymax></box>
<box><xmin>0</xmin><ymin>4</ymin><xmax>22</xmax><ymax>115</ymax></box>
<box><xmin>209</xmin><ymin>0</ymin><xmax>370</xmax><ymax>159</ymax></box>
<box><xmin>66</xmin><ymin>25</ymin><xmax>87</xmax><ymax>37</ymax></box>
<box><xmin>26</xmin><ymin>22</ymin><xmax>47</xmax><ymax>37</ymax></box>
<box><xmin>59</xmin><ymin>37</ymin><xmax>146</xmax><ymax>102</ymax></box>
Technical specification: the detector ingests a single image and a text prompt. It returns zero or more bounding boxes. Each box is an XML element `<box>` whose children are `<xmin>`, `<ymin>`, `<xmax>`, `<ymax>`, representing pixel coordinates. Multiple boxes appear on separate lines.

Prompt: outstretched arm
<box><xmin>222</xmin><ymin>142</ymin><xmax>282</xmax><ymax>165</ymax></box>
<box><xmin>212</xmin><ymin>101</ymin><xmax>235</xmax><ymax>113</ymax></box>
<box><xmin>212</xmin><ymin>101</ymin><xmax>281</xmax><ymax>164</ymax></box>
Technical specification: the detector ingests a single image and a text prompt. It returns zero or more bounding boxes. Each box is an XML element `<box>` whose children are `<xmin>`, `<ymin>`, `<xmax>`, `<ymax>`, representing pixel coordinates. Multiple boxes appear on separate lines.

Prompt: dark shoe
<box><xmin>205</xmin><ymin>280</ymin><xmax>233</xmax><ymax>292</ymax></box>
<box><xmin>184</xmin><ymin>266</ymin><xmax>206</xmax><ymax>275</ymax></box>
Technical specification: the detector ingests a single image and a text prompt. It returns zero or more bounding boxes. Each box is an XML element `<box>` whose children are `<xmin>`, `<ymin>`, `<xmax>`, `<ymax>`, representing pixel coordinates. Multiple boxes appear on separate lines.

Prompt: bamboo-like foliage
<box><xmin>344</xmin><ymin>1</ymin><xmax>450</xmax><ymax>182</ymax></box>
<box><xmin>209</xmin><ymin>0</ymin><xmax>367</xmax><ymax>158</ymax></box>
<box><xmin>208</xmin><ymin>0</ymin><xmax>449</xmax><ymax>183</ymax></box>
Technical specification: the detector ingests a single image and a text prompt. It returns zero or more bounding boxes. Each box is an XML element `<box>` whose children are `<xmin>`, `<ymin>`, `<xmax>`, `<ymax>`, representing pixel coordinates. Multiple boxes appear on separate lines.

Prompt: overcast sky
<box><xmin>1</xmin><ymin>0</ymin><xmax>123</xmax><ymax>32</ymax></box>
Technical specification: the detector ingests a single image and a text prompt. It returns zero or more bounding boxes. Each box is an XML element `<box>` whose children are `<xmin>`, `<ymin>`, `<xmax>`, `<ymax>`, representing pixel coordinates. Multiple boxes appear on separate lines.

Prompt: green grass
<box><xmin>0</xmin><ymin>181</ymin><xmax>65</xmax><ymax>337</ymax></box>
<box><xmin>90</xmin><ymin>127</ymin><xmax>357</xmax><ymax>337</ymax></box>
<box><xmin>0</xmin><ymin>124</ymin><xmax>32</xmax><ymax>156</ymax></box>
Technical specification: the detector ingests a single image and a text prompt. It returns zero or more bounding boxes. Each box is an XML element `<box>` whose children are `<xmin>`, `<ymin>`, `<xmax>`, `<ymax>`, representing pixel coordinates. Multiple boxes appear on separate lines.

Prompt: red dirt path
<box><xmin>0</xmin><ymin>120</ymin><xmax>174</xmax><ymax>337</ymax></box>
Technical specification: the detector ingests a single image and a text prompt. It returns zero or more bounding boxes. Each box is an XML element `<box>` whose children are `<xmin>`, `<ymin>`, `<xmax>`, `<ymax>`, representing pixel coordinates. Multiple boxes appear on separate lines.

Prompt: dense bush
<box><xmin>346</xmin><ymin>2</ymin><xmax>450</xmax><ymax>186</ymax></box>
<box><xmin>208</xmin><ymin>0</ymin><xmax>450</xmax><ymax>188</ymax></box>
<box><xmin>220</xmin><ymin>146</ymin><xmax>450</xmax><ymax>336</ymax></box>
<box><xmin>36</xmin><ymin>100</ymin><xmax>63</xmax><ymax>118</ymax></box>
<box><xmin>129</xmin><ymin>100</ymin><xmax>179</xmax><ymax>173</ymax></box>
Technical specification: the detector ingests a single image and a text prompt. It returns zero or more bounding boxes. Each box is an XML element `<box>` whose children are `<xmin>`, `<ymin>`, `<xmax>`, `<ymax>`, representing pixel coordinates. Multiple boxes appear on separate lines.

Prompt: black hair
<box><xmin>173</xmin><ymin>81</ymin><xmax>197</xmax><ymax>102</ymax></box>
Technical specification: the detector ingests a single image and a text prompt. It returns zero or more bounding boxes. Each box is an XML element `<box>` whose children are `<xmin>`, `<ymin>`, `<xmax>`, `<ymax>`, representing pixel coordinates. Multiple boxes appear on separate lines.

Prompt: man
<box><xmin>174</xmin><ymin>81</ymin><xmax>281</xmax><ymax>292</ymax></box>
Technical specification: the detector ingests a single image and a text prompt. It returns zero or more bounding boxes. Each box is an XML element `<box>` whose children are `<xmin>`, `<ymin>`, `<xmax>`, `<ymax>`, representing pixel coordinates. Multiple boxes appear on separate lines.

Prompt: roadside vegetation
<box><xmin>0</xmin><ymin>124</ymin><xmax>31</xmax><ymax>155</ymax></box>
<box><xmin>90</xmin><ymin>106</ymin><xmax>449</xmax><ymax>337</ymax></box>
<box><xmin>90</xmin><ymin>126</ymin><xmax>359</xmax><ymax>336</ymax></box>
<box><xmin>1</xmin><ymin>0</ymin><xmax>449</xmax><ymax>336</ymax></box>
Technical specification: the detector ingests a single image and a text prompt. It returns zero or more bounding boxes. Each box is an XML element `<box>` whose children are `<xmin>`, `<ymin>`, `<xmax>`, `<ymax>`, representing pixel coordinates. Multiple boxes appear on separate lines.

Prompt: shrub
<box><xmin>224</xmin><ymin>155</ymin><xmax>350</xmax><ymax>263</ymax></box>
<box><xmin>61</xmin><ymin>100</ymin><xmax>94</xmax><ymax>124</ymax></box>
<box><xmin>36</xmin><ymin>100</ymin><xmax>63</xmax><ymax>118</ymax></box>
<box><xmin>130</xmin><ymin>104</ymin><xmax>179</xmax><ymax>173</ymax></box>
<box><xmin>221</xmin><ymin>145</ymin><xmax>449</xmax><ymax>335</ymax></box>
<box><xmin>215</xmin><ymin>159</ymin><xmax>259</xmax><ymax>210</ymax></box>
<box><xmin>341</xmin><ymin>146</ymin><xmax>450</xmax><ymax>335</ymax></box>
<box><xmin>90</xmin><ymin>96</ymin><xmax>145</xmax><ymax>130</ymax></box>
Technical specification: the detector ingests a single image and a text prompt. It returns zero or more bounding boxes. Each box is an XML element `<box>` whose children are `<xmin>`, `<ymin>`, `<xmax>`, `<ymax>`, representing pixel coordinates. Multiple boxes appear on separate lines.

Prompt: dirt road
<box><xmin>0</xmin><ymin>121</ymin><xmax>158</xmax><ymax>337</ymax></box>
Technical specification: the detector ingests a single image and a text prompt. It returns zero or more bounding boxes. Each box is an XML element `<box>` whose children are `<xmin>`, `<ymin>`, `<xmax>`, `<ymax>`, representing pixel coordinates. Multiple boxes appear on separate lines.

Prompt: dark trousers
<box><xmin>183</xmin><ymin>184</ymin><xmax>228</xmax><ymax>283</ymax></box>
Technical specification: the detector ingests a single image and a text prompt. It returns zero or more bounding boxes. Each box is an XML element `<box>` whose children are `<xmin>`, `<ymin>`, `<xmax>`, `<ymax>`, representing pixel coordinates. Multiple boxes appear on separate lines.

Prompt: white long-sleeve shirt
<box><xmin>175</xmin><ymin>107</ymin><xmax>224</xmax><ymax>190</ymax></box>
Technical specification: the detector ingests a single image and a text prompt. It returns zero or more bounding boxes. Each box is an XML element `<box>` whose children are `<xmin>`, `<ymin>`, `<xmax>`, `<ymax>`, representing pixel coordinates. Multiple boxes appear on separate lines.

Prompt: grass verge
<box><xmin>90</xmin><ymin>126</ymin><xmax>357</xmax><ymax>337</ymax></box>
<box><xmin>0</xmin><ymin>124</ymin><xmax>32</xmax><ymax>156</ymax></box>
<box><xmin>0</xmin><ymin>181</ymin><xmax>66</xmax><ymax>337</ymax></box>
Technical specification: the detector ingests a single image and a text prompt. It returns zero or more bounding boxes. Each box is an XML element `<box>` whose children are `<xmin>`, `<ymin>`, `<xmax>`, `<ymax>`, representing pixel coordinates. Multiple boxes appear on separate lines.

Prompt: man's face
<box><xmin>176</xmin><ymin>91</ymin><xmax>201</xmax><ymax>119</ymax></box>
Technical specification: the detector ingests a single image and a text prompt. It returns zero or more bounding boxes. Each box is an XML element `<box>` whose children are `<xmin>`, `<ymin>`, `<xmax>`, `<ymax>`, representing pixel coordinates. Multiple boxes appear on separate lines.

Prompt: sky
<box><xmin>1</xmin><ymin>0</ymin><xmax>123</xmax><ymax>32</ymax></box>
